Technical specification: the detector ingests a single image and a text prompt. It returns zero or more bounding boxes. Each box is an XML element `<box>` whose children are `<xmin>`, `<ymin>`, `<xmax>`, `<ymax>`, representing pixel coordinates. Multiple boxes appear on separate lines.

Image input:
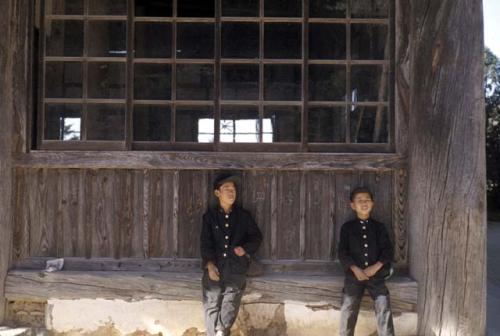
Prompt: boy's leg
<box><xmin>340</xmin><ymin>277</ymin><xmax>365</xmax><ymax>336</ymax></box>
<box><xmin>366</xmin><ymin>279</ymin><xmax>395</xmax><ymax>336</ymax></box>
<box><xmin>202</xmin><ymin>271</ymin><xmax>223</xmax><ymax>336</ymax></box>
<box><xmin>218</xmin><ymin>272</ymin><xmax>246</xmax><ymax>335</ymax></box>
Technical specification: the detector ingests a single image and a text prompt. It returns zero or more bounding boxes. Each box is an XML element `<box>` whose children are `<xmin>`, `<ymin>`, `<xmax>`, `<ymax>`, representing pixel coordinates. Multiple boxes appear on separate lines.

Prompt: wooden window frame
<box><xmin>35</xmin><ymin>0</ymin><xmax>395</xmax><ymax>153</ymax></box>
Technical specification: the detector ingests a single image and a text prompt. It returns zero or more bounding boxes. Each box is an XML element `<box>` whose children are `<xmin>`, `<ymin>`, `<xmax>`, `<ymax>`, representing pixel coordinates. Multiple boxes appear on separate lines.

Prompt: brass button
<box><xmin>225</xmin><ymin>223</ymin><xmax>229</xmax><ymax>228</ymax></box>
<box><xmin>364</xmin><ymin>244</ymin><xmax>368</xmax><ymax>248</ymax></box>
<box><xmin>363</xmin><ymin>235</ymin><xmax>367</xmax><ymax>239</ymax></box>
<box><xmin>225</xmin><ymin>235</ymin><xmax>229</xmax><ymax>240</ymax></box>
<box><xmin>364</xmin><ymin>262</ymin><xmax>368</xmax><ymax>266</ymax></box>
<box><xmin>224</xmin><ymin>245</ymin><xmax>228</xmax><ymax>248</ymax></box>
<box><xmin>223</xmin><ymin>253</ymin><xmax>227</xmax><ymax>257</ymax></box>
<box><xmin>225</xmin><ymin>214</ymin><xmax>229</xmax><ymax>218</ymax></box>
<box><xmin>362</xmin><ymin>226</ymin><xmax>366</xmax><ymax>230</ymax></box>
<box><xmin>364</xmin><ymin>253</ymin><xmax>368</xmax><ymax>257</ymax></box>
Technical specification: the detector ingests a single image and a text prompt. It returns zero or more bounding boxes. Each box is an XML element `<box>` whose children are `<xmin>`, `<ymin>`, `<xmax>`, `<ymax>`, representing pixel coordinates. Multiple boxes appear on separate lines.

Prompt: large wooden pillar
<box><xmin>408</xmin><ymin>0</ymin><xmax>486</xmax><ymax>335</ymax></box>
<box><xmin>0</xmin><ymin>0</ymin><xmax>30</xmax><ymax>322</ymax></box>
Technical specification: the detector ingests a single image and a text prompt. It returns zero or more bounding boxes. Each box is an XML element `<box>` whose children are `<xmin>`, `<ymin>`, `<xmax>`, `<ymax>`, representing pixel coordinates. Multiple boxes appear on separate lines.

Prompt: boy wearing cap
<box><xmin>200</xmin><ymin>173</ymin><xmax>263</xmax><ymax>336</ymax></box>
<box><xmin>338</xmin><ymin>187</ymin><xmax>395</xmax><ymax>336</ymax></box>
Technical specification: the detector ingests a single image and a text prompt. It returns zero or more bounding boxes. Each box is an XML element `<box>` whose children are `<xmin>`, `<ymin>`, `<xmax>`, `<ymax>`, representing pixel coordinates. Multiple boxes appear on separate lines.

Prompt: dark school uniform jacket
<box><xmin>200</xmin><ymin>205</ymin><xmax>263</xmax><ymax>274</ymax></box>
<box><xmin>338</xmin><ymin>218</ymin><xmax>394</xmax><ymax>279</ymax></box>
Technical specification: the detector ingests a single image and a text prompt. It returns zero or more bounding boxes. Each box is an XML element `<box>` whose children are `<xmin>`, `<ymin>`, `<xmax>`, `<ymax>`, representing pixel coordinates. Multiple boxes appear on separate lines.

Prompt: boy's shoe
<box><xmin>215</xmin><ymin>330</ymin><xmax>225</xmax><ymax>336</ymax></box>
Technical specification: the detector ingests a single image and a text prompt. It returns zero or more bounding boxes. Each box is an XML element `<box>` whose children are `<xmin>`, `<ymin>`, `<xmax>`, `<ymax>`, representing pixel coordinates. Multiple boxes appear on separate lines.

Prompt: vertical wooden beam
<box><xmin>408</xmin><ymin>0</ymin><xmax>486</xmax><ymax>334</ymax></box>
<box><xmin>0</xmin><ymin>0</ymin><xmax>31</xmax><ymax>322</ymax></box>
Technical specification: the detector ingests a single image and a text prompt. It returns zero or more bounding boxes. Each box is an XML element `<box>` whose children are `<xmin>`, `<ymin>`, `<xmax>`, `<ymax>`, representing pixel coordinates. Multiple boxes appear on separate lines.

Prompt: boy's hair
<box><xmin>350</xmin><ymin>187</ymin><xmax>374</xmax><ymax>202</ymax></box>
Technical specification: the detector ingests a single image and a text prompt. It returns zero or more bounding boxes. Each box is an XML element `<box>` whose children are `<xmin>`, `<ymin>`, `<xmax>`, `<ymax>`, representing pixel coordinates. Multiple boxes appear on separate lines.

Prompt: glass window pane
<box><xmin>222</xmin><ymin>0</ymin><xmax>258</xmax><ymax>17</ymax></box>
<box><xmin>45</xmin><ymin>62</ymin><xmax>83</xmax><ymax>98</ymax></box>
<box><xmin>309</xmin><ymin>0</ymin><xmax>346</xmax><ymax>18</ymax></box>
<box><xmin>263</xmin><ymin>107</ymin><xmax>301</xmax><ymax>142</ymax></box>
<box><xmin>264</xmin><ymin>64</ymin><xmax>301</xmax><ymax>101</ymax></box>
<box><xmin>350</xmin><ymin>105</ymin><xmax>388</xmax><ymax>143</ymax></box>
<box><xmin>176</xmin><ymin>64</ymin><xmax>214</xmax><ymax>100</ymax></box>
<box><xmin>45</xmin><ymin>0</ymin><xmax>84</xmax><ymax>15</ymax></box>
<box><xmin>221</xmin><ymin>64</ymin><xmax>259</xmax><ymax>100</ymax></box>
<box><xmin>88</xmin><ymin>62</ymin><xmax>126</xmax><ymax>99</ymax></box>
<box><xmin>45</xmin><ymin>20</ymin><xmax>84</xmax><ymax>57</ymax></box>
<box><xmin>221</xmin><ymin>23</ymin><xmax>259</xmax><ymax>58</ymax></box>
<box><xmin>351</xmin><ymin>65</ymin><xmax>388</xmax><ymax>102</ymax></box>
<box><xmin>351</xmin><ymin>0</ymin><xmax>388</xmax><ymax>18</ymax></box>
<box><xmin>308</xmin><ymin>65</ymin><xmax>346</xmax><ymax>101</ymax></box>
<box><xmin>177</xmin><ymin>23</ymin><xmax>214</xmax><ymax>59</ymax></box>
<box><xmin>351</xmin><ymin>24</ymin><xmax>388</xmax><ymax>60</ymax></box>
<box><xmin>135</xmin><ymin>0</ymin><xmax>173</xmax><ymax>17</ymax></box>
<box><xmin>89</xmin><ymin>0</ymin><xmax>127</xmax><ymax>15</ymax></box>
<box><xmin>133</xmin><ymin>105</ymin><xmax>171</xmax><ymax>141</ymax></box>
<box><xmin>177</xmin><ymin>0</ymin><xmax>215</xmax><ymax>17</ymax></box>
<box><xmin>134</xmin><ymin>64</ymin><xmax>171</xmax><ymax>100</ymax></box>
<box><xmin>264</xmin><ymin>23</ymin><xmax>302</xmax><ymax>59</ymax></box>
<box><xmin>87</xmin><ymin>104</ymin><xmax>126</xmax><ymax>140</ymax></box>
<box><xmin>220</xmin><ymin>106</ymin><xmax>259</xmax><ymax>143</ymax></box>
<box><xmin>88</xmin><ymin>21</ymin><xmax>127</xmax><ymax>57</ymax></box>
<box><xmin>135</xmin><ymin>22</ymin><xmax>171</xmax><ymax>58</ymax></box>
<box><xmin>175</xmin><ymin>106</ymin><xmax>214</xmax><ymax>142</ymax></box>
<box><xmin>308</xmin><ymin>107</ymin><xmax>346</xmax><ymax>143</ymax></box>
<box><xmin>309</xmin><ymin>24</ymin><xmax>346</xmax><ymax>60</ymax></box>
<box><xmin>44</xmin><ymin>104</ymin><xmax>82</xmax><ymax>141</ymax></box>
<box><xmin>264</xmin><ymin>0</ymin><xmax>301</xmax><ymax>17</ymax></box>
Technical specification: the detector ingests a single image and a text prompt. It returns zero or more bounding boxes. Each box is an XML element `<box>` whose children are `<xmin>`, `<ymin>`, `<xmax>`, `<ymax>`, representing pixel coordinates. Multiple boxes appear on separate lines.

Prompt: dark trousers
<box><xmin>340</xmin><ymin>275</ymin><xmax>395</xmax><ymax>336</ymax></box>
<box><xmin>202</xmin><ymin>269</ymin><xmax>246</xmax><ymax>336</ymax></box>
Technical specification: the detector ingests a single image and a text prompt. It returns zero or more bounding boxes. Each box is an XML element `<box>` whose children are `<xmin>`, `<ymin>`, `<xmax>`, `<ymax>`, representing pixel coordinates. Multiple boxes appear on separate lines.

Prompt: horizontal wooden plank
<box><xmin>5</xmin><ymin>270</ymin><xmax>417</xmax><ymax>313</ymax></box>
<box><xmin>14</xmin><ymin>152</ymin><xmax>406</xmax><ymax>171</ymax></box>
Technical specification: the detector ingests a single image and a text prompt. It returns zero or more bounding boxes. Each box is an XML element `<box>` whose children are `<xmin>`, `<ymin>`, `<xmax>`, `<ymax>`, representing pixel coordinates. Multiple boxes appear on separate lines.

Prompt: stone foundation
<box><xmin>40</xmin><ymin>299</ymin><xmax>417</xmax><ymax>336</ymax></box>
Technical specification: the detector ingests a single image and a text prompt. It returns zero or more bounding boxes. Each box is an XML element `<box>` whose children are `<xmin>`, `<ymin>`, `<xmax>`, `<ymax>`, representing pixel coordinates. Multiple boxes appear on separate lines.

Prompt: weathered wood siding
<box><xmin>12</xmin><ymin>168</ymin><xmax>406</xmax><ymax>265</ymax></box>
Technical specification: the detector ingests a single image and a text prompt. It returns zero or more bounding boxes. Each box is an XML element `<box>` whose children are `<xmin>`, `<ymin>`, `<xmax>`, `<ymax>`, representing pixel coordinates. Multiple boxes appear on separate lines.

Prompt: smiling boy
<box><xmin>338</xmin><ymin>187</ymin><xmax>395</xmax><ymax>336</ymax></box>
<box><xmin>200</xmin><ymin>173</ymin><xmax>263</xmax><ymax>336</ymax></box>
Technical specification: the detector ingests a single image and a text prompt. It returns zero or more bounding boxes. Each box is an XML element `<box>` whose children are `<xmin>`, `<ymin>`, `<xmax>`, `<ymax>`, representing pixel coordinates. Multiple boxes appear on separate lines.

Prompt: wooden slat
<box><xmin>177</xmin><ymin>171</ymin><xmax>209</xmax><ymax>258</ymax></box>
<box><xmin>148</xmin><ymin>171</ymin><xmax>175</xmax><ymax>258</ymax></box>
<box><xmin>276</xmin><ymin>171</ymin><xmax>301</xmax><ymax>259</ymax></box>
<box><xmin>241</xmin><ymin>171</ymin><xmax>273</xmax><ymax>260</ymax></box>
<box><xmin>5</xmin><ymin>270</ymin><xmax>418</xmax><ymax>313</ymax></box>
<box><xmin>14</xmin><ymin>152</ymin><xmax>406</xmax><ymax>171</ymax></box>
<box><xmin>334</xmin><ymin>172</ymin><xmax>360</xmax><ymax>256</ymax></box>
<box><xmin>13</xmin><ymin>168</ymin><xmax>29</xmax><ymax>261</ymax></box>
<box><xmin>304</xmin><ymin>171</ymin><xmax>336</xmax><ymax>260</ymax></box>
<box><xmin>393</xmin><ymin>169</ymin><xmax>408</xmax><ymax>264</ymax></box>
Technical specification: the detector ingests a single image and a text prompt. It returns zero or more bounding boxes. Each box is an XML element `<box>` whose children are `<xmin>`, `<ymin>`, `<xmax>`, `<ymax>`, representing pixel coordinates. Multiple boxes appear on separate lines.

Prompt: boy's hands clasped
<box><xmin>350</xmin><ymin>261</ymin><xmax>384</xmax><ymax>281</ymax></box>
<box><xmin>206</xmin><ymin>246</ymin><xmax>246</xmax><ymax>282</ymax></box>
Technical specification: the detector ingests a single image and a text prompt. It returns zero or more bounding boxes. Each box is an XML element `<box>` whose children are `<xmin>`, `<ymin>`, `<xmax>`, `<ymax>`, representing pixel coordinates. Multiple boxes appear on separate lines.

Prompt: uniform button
<box><xmin>363</xmin><ymin>235</ymin><xmax>367</xmax><ymax>239</ymax></box>
<box><xmin>223</xmin><ymin>253</ymin><xmax>227</xmax><ymax>257</ymax></box>
<box><xmin>364</xmin><ymin>253</ymin><xmax>368</xmax><ymax>257</ymax></box>
<box><xmin>225</xmin><ymin>235</ymin><xmax>229</xmax><ymax>240</ymax></box>
<box><xmin>224</xmin><ymin>245</ymin><xmax>228</xmax><ymax>248</ymax></box>
<box><xmin>225</xmin><ymin>223</ymin><xmax>229</xmax><ymax>228</ymax></box>
<box><xmin>362</xmin><ymin>226</ymin><xmax>366</xmax><ymax>230</ymax></box>
<box><xmin>364</xmin><ymin>262</ymin><xmax>369</xmax><ymax>266</ymax></box>
<box><xmin>364</xmin><ymin>244</ymin><xmax>368</xmax><ymax>248</ymax></box>
<box><xmin>225</xmin><ymin>214</ymin><xmax>229</xmax><ymax>218</ymax></box>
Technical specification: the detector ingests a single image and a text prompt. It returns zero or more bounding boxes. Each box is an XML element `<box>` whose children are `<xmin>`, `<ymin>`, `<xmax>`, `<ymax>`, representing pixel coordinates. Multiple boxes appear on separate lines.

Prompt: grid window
<box><xmin>36</xmin><ymin>0</ymin><xmax>393</xmax><ymax>151</ymax></box>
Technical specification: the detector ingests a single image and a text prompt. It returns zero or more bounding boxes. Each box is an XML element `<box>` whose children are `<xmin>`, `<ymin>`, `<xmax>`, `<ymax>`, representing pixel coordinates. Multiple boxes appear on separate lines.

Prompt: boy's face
<box><xmin>214</xmin><ymin>181</ymin><xmax>237</xmax><ymax>207</ymax></box>
<box><xmin>350</xmin><ymin>192</ymin><xmax>374</xmax><ymax>218</ymax></box>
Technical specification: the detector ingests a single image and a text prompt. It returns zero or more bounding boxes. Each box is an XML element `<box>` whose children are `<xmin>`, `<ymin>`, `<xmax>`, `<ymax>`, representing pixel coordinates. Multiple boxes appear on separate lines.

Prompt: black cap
<box><xmin>213</xmin><ymin>173</ymin><xmax>241</xmax><ymax>190</ymax></box>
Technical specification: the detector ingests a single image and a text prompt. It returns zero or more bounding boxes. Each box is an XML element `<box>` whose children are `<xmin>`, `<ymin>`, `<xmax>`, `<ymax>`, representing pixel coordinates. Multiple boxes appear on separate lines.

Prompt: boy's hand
<box><xmin>351</xmin><ymin>265</ymin><xmax>369</xmax><ymax>281</ymax></box>
<box><xmin>234</xmin><ymin>246</ymin><xmax>246</xmax><ymax>257</ymax></box>
<box><xmin>363</xmin><ymin>261</ymin><xmax>384</xmax><ymax>278</ymax></box>
<box><xmin>207</xmin><ymin>262</ymin><xmax>220</xmax><ymax>281</ymax></box>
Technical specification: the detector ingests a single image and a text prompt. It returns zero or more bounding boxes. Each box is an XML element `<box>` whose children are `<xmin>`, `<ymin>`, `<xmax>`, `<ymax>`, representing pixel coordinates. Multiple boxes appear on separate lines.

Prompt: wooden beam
<box><xmin>408</xmin><ymin>0</ymin><xmax>486</xmax><ymax>334</ymax></box>
<box><xmin>14</xmin><ymin>151</ymin><xmax>406</xmax><ymax>171</ymax></box>
<box><xmin>5</xmin><ymin>270</ymin><xmax>417</xmax><ymax>314</ymax></box>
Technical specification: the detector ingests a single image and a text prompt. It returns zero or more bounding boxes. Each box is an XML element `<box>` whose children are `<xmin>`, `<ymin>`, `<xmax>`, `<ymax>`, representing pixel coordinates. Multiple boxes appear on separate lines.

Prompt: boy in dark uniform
<box><xmin>338</xmin><ymin>187</ymin><xmax>395</xmax><ymax>336</ymax></box>
<box><xmin>200</xmin><ymin>173</ymin><xmax>263</xmax><ymax>336</ymax></box>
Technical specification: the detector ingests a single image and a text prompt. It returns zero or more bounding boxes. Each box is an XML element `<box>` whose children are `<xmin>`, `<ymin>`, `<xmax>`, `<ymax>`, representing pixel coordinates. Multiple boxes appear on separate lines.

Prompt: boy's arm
<box><xmin>377</xmin><ymin>222</ymin><xmax>394</xmax><ymax>265</ymax></box>
<box><xmin>241</xmin><ymin>213</ymin><xmax>263</xmax><ymax>256</ymax></box>
<box><xmin>200</xmin><ymin>213</ymin><xmax>217</xmax><ymax>268</ymax></box>
<box><xmin>338</xmin><ymin>224</ymin><xmax>356</xmax><ymax>271</ymax></box>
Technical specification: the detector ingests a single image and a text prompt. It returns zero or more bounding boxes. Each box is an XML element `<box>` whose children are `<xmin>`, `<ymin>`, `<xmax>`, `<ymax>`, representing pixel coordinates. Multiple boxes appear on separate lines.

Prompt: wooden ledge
<box><xmin>5</xmin><ymin>270</ymin><xmax>417</xmax><ymax>313</ymax></box>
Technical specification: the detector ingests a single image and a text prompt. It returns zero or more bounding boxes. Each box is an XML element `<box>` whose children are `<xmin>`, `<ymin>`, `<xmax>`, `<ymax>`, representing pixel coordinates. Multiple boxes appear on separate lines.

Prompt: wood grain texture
<box><xmin>408</xmin><ymin>0</ymin><xmax>486</xmax><ymax>334</ymax></box>
<box><xmin>5</xmin><ymin>270</ymin><xmax>418</xmax><ymax>313</ymax></box>
<box><xmin>276</xmin><ymin>171</ymin><xmax>301</xmax><ymax>259</ymax></box>
<box><xmin>14</xmin><ymin>152</ymin><xmax>406</xmax><ymax>171</ymax></box>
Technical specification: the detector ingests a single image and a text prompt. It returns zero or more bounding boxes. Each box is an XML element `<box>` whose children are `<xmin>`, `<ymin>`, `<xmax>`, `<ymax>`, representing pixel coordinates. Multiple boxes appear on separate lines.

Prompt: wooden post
<box><xmin>408</xmin><ymin>0</ymin><xmax>486</xmax><ymax>334</ymax></box>
<box><xmin>0</xmin><ymin>0</ymin><xmax>30</xmax><ymax>322</ymax></box>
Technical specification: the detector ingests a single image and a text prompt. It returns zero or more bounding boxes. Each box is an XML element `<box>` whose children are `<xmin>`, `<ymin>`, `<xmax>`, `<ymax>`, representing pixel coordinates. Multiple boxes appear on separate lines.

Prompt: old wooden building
<box><xmin>0</xmin><ymin>0</ymin><xmax>486</xmax><ymax>335</ymax></box>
